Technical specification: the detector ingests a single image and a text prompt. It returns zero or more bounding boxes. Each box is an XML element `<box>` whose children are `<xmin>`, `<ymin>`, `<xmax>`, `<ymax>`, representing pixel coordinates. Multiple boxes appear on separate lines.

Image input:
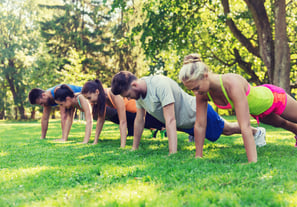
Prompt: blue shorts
<box><xmin>180</xmin><ymin>104</ymin><xmax>225</xmax><ymax>142</ymax></box>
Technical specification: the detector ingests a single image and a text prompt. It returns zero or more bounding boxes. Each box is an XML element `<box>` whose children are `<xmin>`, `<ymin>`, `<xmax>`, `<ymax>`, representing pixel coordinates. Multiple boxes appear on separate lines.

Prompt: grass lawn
<box><xmin>0</xmin><ymin>117</ymin><xmax>297</xmax><ymax>207</ymax></box>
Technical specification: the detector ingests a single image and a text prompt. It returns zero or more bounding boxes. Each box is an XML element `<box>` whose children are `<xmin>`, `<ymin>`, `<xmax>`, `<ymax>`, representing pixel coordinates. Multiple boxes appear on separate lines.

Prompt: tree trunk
<box><xmin>5</xmin><ymin>60</ymin><xmax>27</xmax><ymax>119</ymax></box>
<box><xmin>18</xmin><ymin>104</ymin><xmax>27</xmax><ymax>120</ymax></box>
<box><xmin>273</xmin><ymin>0</ymin><xmax>290</xmax><ymax>93</ymax></box>
<box><xmin>244</xmin><ymin>0</ymin><xmax>275</xmax><ymax>83</ymax></box>
<box><xmin>14</xmin><ymin>107</ymin><xmax>18</xmax><ymax>120</ymax></box>
<box><xmin>0</xmin><ymin>109</ymin><xmax>4</xmax><ymax>120</ymax></box>
<box><xmin>221</xmin><ymin>0</ymin><xmax>260</xmax><ymax>58</ymax></box>
<box><xmin>31</xmin><ymin>108</ymin><xmax>36</xmax><ymax>119</ymax></box>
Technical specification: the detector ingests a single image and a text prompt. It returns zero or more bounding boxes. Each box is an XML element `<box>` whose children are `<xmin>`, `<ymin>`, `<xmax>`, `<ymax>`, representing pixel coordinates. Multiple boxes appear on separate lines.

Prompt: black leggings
<box><xmin>105</xmin><ymin>106</ymin><xmax>165</xmax><ymax>136</ymax></box>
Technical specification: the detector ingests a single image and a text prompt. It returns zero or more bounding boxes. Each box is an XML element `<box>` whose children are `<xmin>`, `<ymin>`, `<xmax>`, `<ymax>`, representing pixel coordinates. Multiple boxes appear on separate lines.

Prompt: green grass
<box><xmin>0</xmin><ymin>117</ymin><xmax>297</xmax><ymax>207</ymax></box>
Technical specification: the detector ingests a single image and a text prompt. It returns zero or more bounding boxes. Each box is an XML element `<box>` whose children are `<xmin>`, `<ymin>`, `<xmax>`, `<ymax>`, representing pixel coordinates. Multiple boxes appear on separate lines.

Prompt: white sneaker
<box><xmin>254</xmin><ymin>127</ymin><xmax>266</xmax><ymax>147</ymax></box>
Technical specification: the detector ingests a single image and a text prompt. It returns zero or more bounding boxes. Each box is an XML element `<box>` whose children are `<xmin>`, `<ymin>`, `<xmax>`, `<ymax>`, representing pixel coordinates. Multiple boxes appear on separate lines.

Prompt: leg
<box><xmin>260</xmin><ymin>113</ymin><xmax>297</xmax><ymax>146</ymax></box>
<box><xmin>144</xmin><ymin>113</ymin><xmax>165</xmax><ymax>130</ymax></box>
<box><xmin>222</xmin><ymin>119</ymin><xmax>266</xmax><ymax>147</ymax></box>
<box><xmin>280</xmin><ymin>95</ymin><xmax>297</xmax><ymax>123</ymax></box>
<box><xmin>222</xmin><ymin>119</ymin><xmax>259</xmax><ymax>136</ymax></box>
<box><xmin>260</xmin><ymin>113</ymin><xmax>297</xmax><ymax>135</ymax></box>
<box><xmin>222</xmin><ymin>120</ymin><xmax>241</xmax><ymax>135</ymax></box>
<box><xmin>125</xmin><ymin>111</ymin><xmax>136</xmax><ymax>136</ymax></box>
<box><xmin>105</xmin><ymin>106</ymin><xmax>120</xmax><ymax>124</ymax></box>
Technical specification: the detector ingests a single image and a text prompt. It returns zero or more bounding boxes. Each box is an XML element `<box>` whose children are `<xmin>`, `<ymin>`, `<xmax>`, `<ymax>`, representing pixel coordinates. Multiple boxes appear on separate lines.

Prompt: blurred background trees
<box><xmin>0</xmin><ymin>0</ymin><xmax>296</xmax><ymax>119</ymax></box>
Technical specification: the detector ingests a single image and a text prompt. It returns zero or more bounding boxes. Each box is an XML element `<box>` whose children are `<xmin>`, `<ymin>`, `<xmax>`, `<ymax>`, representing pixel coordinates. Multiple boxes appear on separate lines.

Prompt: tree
<box><xmin>39</xmin><ymin>0</ymin><xmax>112</xmax><ymax>85</ymax></box>
<box><xmin>137</xmin><ymin>0</ymin><xmax>297</xmax><ymax>93</ymax></box>
<box><xmin>223</xmin><ymin>0</ymin><xmax>290</xmax><ymax>91</ymax></box>
<box><xmin>109</xmin><ymin>0</ymin><xmax>146</xmax><ymax>77</ymax></box>
<box><xmin>0</xmin><ymin>0</ymin><xmax>42</xmax><ymax>119</ymax></box>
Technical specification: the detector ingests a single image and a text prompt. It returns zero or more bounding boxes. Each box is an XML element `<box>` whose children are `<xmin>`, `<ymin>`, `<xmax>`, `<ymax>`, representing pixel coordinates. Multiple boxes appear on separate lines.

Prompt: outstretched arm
<box><xmin>41</xmin><ymin>106</ymin><xmax>51</xmax><ymax>139</ymax></box>
<box><xmin>228</xmin><ymin>80</ymin><xmax>257</xmax><ymax>163</ymax></box>
<box><xmin>112</xmin><ymin>94</ymin><xmax>128</xmax><ymax>148</ymax></box>
<box><xmin>162</xmin><ymin>103</ymin><xmax>177</xmax><ymax>154</ymax></box>
<box><xmin>194</xmin><ymin>96</ymin><xmax>208</xmax><ymax>158</ymax></box>
<box><xmin>132</xmin><ymin>108</ymin><xmax>145</xmax><ymax>150</ymax></box>
<box><xmin>58</xmin><ymin>106</ymin><xmax>75</xmax><ymax>141</ymax></box>
<box><xmin>94</xmin><ymin>112</ymin><xmax>106</xmax><ymax>145</ymax></box>
<box><xmin>79</xmin><ymin>96</ymin><xmax>93</xmax><ymax>144</ymax></box>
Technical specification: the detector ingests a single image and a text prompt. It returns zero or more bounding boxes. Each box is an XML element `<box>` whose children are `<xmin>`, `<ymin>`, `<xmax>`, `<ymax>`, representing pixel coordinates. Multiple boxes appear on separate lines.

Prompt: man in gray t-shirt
<box><xmin>136</xmin><ymin>75</ymin><xmax>196</xmax><ymax>129</ymax></box>
<box><xmin>111</xmin><ymin>71</ymin><xmax>264</xmax><ymax>155</ymax></box>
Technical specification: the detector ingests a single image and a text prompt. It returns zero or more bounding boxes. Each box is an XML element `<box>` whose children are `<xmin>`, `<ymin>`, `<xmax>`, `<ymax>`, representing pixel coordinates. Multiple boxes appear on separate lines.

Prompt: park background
<box><xmin>1</xmin><ymin>0</ymin><xmax>297</xmax><ymax>206</ymax></box>
<box><xmin>1</xmin><ymin>0</ymin><xmax>297</xmax><ymax>119</ymax></box>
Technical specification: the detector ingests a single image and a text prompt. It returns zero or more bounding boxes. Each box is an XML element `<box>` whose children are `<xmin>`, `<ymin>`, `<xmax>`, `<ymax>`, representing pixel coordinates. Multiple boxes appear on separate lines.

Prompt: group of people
<box><xmin>28</xmin><ymin>80</ymin><xmax>166</xmax><ymax>148</ymax></box>
<box><xmin>29</xmin><ymin>53</ymin><xmax>297</xmax><ymax>163</ymax></box>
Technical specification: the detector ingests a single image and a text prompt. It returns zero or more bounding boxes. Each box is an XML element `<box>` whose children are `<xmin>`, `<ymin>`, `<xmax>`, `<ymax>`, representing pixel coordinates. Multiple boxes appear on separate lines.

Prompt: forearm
<box><xmin>60</xmin><ymin>107</ymin><xmax>68</xmax><ymax>140</ymax></box>
<box><xmin>62</xmin><ymin>116</ymin><xmax>73</xmax><ymax>141</ymax></box>
<box><xmin>133</xmin><ymin>119</ymin><xmax>145</xmax><ymax>150</ymax></box>
<box><xmin>241</xmin><ymin>126</ymin><xmax>257</xmax><ymax>163</ymax></box>
<box><xmin>41</xmin><ymin>107</ymin><xmax>51</xmax><ymax>139</ymax></box>
<box><xmin>82</xmin><ymin>119</ymin><xmax>93</xmax><ymax>143</ymax></box>
<box><xmin>165</xmin><ymin>119</ymin><xmax>177</xmax><ymax>154</ymax></box>
<box><xmin>119</xmin><ymin>120</ymin><xmax>128</xmax><ymax>148</ymax></box>
<box><xmin>94</xmin><ymin>117</ymin><xmax>104</xmax><ymax>144</ymax></box>
<box><xmin>194</xmin><ymin>123</ymin><xmax>206</xmax><ymax>158</ymax></box>
<box><xmin>41</xmin><ymin>118</ymin><xmax>49</xmax><ymax>139</ymax></box>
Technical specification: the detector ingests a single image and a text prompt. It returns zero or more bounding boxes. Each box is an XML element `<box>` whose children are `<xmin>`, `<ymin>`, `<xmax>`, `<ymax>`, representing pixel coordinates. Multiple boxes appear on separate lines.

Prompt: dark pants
<box><xmin>105</xmin><ymin>106</ymin><xmax>165</xmax><ymax>136</ymax></box>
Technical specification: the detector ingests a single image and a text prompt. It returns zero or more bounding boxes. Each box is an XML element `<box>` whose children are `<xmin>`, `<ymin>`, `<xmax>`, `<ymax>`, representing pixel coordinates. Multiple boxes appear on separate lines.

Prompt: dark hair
<box><xmin>111</xmin><ymin>71</ymin><xmax>137</xmax><ymax>95</ymax></box>
<box><xmin>82</xmin><ymin>80</ymin><xmax>106</xmax><ymax>117</ymax></box>
<box><xmin>54</xmin><ymin>84</ymin><xmax>75</xmax><ymax>102</ymax></box>
<box><xmin>28</xmin><ymin>88</ymin><xmax>45</xmax><ymax>104</ymax></box>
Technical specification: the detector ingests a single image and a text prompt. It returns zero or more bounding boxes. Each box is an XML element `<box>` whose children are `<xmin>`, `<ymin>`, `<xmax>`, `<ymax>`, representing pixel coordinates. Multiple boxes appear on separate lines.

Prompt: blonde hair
<box><xmin>179</xmin><ymin>53</ymin><xmax>209</xmax><ymax>82</ymax></box>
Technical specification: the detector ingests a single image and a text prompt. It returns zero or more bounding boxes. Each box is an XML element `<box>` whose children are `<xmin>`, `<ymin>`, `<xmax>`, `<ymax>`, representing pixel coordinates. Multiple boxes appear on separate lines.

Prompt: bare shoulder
<box><xmin>223</xmin><ymin>74</ymin><xmax>248</xmax><ymax>93</ymax></box>
<box><xmin>224</xmin><ymin>73</ymin><xmax>247</xmax><ymax>84</ymax></box>
<box><xmin>106</xmin><ymin>88</ymin><xmax>114</xmax><ymax>95</ymax></box>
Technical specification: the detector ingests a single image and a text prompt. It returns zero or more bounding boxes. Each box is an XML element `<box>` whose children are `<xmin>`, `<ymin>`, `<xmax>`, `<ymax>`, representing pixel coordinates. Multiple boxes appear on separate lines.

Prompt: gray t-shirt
<box><xmin>136</xmin><ymin>75</ymin><xmax>196</xmax><ymax>129</ymax></box>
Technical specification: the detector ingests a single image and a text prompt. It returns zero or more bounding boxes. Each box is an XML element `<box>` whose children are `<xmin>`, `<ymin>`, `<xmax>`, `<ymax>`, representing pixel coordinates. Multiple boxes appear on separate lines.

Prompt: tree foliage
<box><xmin>39</xmin><ymin>0</ymin><xmax>111</xmax><ymax>85</ymax></box>
<box><xmin>0</xmin><ymin>0</ymin><xmax>43</xmax><ymax>119</ymax></box>
<box><xmin>1</xmin><ymin>0</ymin><xmax>296</xmax><ymax>119</ymax></box>
<box><xmin>137</xmin><ymin>0</ymin><xmax>297</xmax><ymax>92</ymax></box>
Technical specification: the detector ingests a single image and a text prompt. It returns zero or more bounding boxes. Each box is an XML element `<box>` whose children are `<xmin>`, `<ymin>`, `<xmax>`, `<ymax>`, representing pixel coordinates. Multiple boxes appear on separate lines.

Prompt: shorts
<box><xmin>252</xmin><ymin>84</ymin><xmax>287</xmax><ymax>122</ymax></box>
<box><xmin>180</xmin><ymin>104</ymin><xmax>225</xmax><ymax>142</ymax></box>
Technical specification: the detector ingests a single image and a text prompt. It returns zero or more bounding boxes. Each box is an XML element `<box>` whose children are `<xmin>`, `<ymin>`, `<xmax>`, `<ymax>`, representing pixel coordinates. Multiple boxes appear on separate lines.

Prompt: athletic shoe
<box><xmin>188</xmin><ymin>135</ymin><xmax>195</xmax><ymax>142</ymax></box>
<box><xmin>160</xmin><ymin>129</ymin><xmax>167</xmax><ymax>138</ymax></box>
<box><xmin>254</xmin><ymin>127</ymin><xmax>266</xmax><ymax>147</ymax></box>
<box><xmin>150</xmin><ymin>129</ymin><xmax>158</xmax><ymax>138</ymax></box>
